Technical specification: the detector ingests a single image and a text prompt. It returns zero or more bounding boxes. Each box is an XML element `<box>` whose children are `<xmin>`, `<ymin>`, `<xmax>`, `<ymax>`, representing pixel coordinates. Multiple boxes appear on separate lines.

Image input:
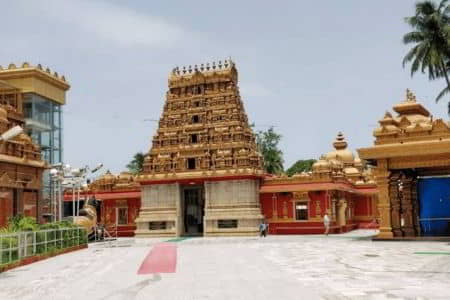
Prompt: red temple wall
<box><xmin>259</xmin><ymin>190</ymin><xmax>377</xmax><ymax>234</ymax></box>
<box><xmin>102</xmin><ymin>197</ymin><xmax>140</xmax><ymax>237</ymax></box>
<box><xmin>0</xmin><ymin>189</ymin><xmax>40</xmax><ymax>228</ymax></box>
<box><xmin>0</xmin><ymin>192</ymin><xmax>13</xmax><ymax>227</ymax></box>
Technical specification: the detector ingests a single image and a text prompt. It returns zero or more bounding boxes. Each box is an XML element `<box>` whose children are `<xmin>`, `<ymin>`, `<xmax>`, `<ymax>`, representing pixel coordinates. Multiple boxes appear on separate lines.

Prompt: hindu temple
<box><xmin>359</xmin><ymin>89</ymin><xmax>450</xmax><ymax>238</ymax></box>
<box><xmin>135</xmin><ymin>60</ymin><xmax>265</xmax><ymax>237</ymax></box>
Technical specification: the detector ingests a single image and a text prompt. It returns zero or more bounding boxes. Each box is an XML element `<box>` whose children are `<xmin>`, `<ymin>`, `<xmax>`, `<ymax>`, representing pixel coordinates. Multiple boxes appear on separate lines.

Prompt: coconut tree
<box><xmin>402</xmin><ymin>0</ymin><xmax>450</xmax><ymax>112</ymax></box>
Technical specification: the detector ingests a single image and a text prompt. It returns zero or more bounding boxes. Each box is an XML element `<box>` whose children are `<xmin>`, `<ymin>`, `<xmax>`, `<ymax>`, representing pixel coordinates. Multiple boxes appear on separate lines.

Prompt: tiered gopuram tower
<box><xmin>135</xmin><ymin>59</ymin><xmax>264</xmax><ymax>237</ymax></box>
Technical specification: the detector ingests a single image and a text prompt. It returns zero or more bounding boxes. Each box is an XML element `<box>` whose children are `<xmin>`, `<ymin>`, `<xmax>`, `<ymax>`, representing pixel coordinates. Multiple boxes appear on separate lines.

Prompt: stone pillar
<box><xmin>175</xmin><ymin>183</ymin><xmax>182</xmax><ymax>237</ymax></box>
<box><xmin>272</xmin><ymin>193</ymin><xmax>278</xmax><ymax>220</ymax></box>
<box><xmin>401</xmin><ymin>176</ymin><xmax>416</xmax><ymax>237</ymax></box>
<box><xmin>337</xmin><ymin>198</ymin><xmax>347</xmax><ymax>229</ymax></box>
<box><xmin>389</xmin><ymin>172</ymin><xmax>402</xmax><ymax>237</ymax></box>
<box><xmin>375</xmin><ymin>159</ymin><xmax>393</xmax><ymax>238</ymax></box>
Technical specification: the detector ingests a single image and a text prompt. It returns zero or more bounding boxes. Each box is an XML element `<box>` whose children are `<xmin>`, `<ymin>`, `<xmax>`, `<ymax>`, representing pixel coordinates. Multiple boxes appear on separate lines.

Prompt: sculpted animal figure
<box><xmin>71</xmin><ymin>197</ymin><xmax>100</xmax><ymax>238</ymax></box>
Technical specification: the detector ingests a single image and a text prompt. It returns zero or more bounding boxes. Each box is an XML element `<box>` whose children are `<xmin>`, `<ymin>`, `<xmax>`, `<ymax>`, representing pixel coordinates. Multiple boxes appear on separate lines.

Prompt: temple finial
<box><xmin>406</xmin><ymin>88</ymin><xmax>416</xmax><ymax>102</ymax></box>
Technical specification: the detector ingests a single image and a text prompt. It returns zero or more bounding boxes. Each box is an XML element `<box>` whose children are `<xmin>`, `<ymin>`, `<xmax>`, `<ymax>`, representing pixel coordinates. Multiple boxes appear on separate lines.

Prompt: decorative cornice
<box><xmin>137</xmin><ymin>168</ymin><xmax>264</xmax><ymax>184</ymax></box>
<box><xmin>359</xmin><ymin>138</ymin><xmax>450</xmax><ymax>160</ymax></box>
<box><xmin>0</xmin><ymin>153</ymin><xmax>46</xmax><ymax>168</ymax></box>
<box><xmin>0</xmin><ymin>62</ymin><xmax>70</xmax><ymax>87</ymax></box>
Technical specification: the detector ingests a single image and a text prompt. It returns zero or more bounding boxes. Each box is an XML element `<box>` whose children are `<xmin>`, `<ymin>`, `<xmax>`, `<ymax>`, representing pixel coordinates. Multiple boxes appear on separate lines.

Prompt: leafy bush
<box><xmin>0</xmin><ymin>215</ymin><xmax>88</xmax><ymax>266</ymax></box>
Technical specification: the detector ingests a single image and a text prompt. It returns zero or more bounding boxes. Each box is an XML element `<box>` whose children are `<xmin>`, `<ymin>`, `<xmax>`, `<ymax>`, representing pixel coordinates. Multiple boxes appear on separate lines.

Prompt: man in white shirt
<box><xmin>324</xmin><ymin>213</ymin><xmax>330</xmax><ymax>236</ymax></box>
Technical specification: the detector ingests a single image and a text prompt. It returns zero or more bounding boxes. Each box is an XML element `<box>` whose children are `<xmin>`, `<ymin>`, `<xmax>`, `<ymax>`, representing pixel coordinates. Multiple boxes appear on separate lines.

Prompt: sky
<box><xmin>2</xmin><ymin>0</ymin><xmax>449</xmax><ymax>176</ymax></box>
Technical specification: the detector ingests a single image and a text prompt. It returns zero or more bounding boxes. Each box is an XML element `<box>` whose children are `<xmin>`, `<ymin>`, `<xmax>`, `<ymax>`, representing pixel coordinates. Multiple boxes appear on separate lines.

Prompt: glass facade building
<box><xmin>23</xmin><ymin>94</ymin><xmax>63</xmax><ymax>218</ymax></box>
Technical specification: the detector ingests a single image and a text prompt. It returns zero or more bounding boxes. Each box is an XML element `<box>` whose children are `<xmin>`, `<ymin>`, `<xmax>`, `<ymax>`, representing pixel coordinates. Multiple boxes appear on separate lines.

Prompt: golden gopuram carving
<box><xmin>135</xmin><ymin>60</ymin><xmax>265</xmax><ymax>237</ymax></box>
<box><xmin>0</xmin><ymin>80</ymin><xmax>46</xmax><ymax>226</ymax></box>
<box><xmin>359</xmin><ymin>89</ymin><xmax>450</xmax><ymax>238</ymax></box>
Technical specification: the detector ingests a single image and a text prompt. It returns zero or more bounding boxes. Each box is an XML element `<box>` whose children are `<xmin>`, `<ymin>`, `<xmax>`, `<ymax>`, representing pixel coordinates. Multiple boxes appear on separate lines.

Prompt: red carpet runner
<box><xmin>137</xmin><ymin>243</ymin><xmax>177</xmax><ymax>274</ymax></box>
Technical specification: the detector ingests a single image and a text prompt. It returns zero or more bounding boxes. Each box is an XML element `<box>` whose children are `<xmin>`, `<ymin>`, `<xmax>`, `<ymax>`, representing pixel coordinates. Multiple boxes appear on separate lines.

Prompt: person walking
<box><xmin>259</xmin><ymin>220</ymin><xmax>267</xmax><ymax>237</ymax></box>
<box><xmin>264</xmin><ymin>220</ymin><xmax>269</xmax><ymax>237</ymax></box>
<box><xmin>324</xmin><ymin>213</ymin><xmax>330</xmax><ymax>236</ymax></box>
<box><xmin>259</xmin><ymin>221</ymin><xmax>265</xmax><ymax>237</ymax></box>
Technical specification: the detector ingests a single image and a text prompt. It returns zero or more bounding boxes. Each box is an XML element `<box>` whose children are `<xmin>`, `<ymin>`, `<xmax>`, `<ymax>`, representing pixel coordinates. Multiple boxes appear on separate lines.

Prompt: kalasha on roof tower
<box><xmin>135</xmin><ymin>59</ymin><xmax>264</xmax><ymax>237</ymax></box>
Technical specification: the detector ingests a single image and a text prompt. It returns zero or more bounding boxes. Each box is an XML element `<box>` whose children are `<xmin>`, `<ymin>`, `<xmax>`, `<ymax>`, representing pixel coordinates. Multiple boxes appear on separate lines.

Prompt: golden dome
<box><xmin>100</xmin><ymin>170</ymin><xmax>116</xmax><ymax>184</ymax></box>
<box><xmin>312</xmin><ymin>156</ymin><xmax>331</xmax><ymax>172</ymax></box>
<box><xmin>354</xmin><ymin>156</ymin><xmax>363</xmax><ymax>168</ymax></box>
<box><xmin>326</xmin><ymin>132</ymin><xmax>354</xmax><ymax>164</ymax></box>
<box><xmin>118</xmin><ymin>171</ymin><xmax>133</xmax><ymax>182</ymax></box>
<box><xmin>343</xmin><ymin>167</ymin><xmax>360</xmax><ymax>175</ymax></box>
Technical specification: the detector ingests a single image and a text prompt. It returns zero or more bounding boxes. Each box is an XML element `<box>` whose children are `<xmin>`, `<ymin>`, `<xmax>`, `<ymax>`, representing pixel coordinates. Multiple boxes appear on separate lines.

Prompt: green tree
<box><xmin>126</xmin><ymin>152</ymin><xmax>145</xmax><ymax>174</ymax></box>
<box><xmin>402</xmin><ymin>0</ymin><xmax>450</xmax><ymax>112</ymax></box>
<box><xmin>255</xmin><ymin>127</ymin><xmax>284</xmax><ymax>175</ymax></box>
<box><xmin>286</xmin><ymin>159</ymin><xmax>316</xmax><ymax>177</ymax></box>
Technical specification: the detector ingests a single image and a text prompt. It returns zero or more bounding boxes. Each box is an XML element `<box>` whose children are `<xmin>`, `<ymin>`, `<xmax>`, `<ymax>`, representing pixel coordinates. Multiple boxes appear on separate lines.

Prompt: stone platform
<box><xmin>1</xmin><ymin>231</ymin><xmax>449</xmax><ymax>299</ymax></box>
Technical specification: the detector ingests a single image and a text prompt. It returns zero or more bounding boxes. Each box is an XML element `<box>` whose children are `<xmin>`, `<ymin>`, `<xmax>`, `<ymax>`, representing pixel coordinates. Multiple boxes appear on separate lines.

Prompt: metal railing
<box><xmin>0</xmin><ymin>227</ymin><xmax>87</xmax><ymax>266</ymax></box>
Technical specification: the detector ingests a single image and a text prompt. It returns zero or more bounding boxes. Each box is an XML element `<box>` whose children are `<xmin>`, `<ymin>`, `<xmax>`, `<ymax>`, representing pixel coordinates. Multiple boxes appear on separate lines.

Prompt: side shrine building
<box><xmin>359</xmin><ymin>90</ymin><xmax>450</xmax><ymax>238</ymax></box>
<box><xmin>135</xmin><ymin>60</ymin><xmax>265</xmax><ymax>237</ymax></box>
<box><xmin>261</xmin><ymin>132</ymin><xmax>378</xmax><ymax>234</ymax></box>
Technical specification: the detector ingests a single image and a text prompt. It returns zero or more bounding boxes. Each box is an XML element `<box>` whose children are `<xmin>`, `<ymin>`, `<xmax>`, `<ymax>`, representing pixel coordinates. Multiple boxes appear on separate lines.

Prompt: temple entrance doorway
<box><xmin>418</xmin><ymin>177</ymin><xmax>450</xmax><ymax>236</ymax></box>
<box><xmin>181</xmin><ymin>185</ymin><xmax>205</xmax><ymax>236</ymax></box>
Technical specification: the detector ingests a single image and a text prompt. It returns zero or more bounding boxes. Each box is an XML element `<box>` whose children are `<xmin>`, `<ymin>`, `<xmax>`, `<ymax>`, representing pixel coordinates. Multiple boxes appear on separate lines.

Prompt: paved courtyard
<box><xmin>1</xmin><ymin>230</ymin><xmax>450</xmax><ymax>300</ymax></box>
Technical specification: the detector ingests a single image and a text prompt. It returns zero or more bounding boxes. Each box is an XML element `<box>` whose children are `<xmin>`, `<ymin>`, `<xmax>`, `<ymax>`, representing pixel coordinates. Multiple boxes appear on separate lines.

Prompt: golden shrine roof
<box><xmin>86</xmin><ymin>170</ymin><xmax>139</xmax><ymax>192</ymax></box>
<box><xmin>0</xmin><ymin>62</ymin><xmax>69</xmax><ymax>85</ymax></box>
<box><xmin>0</xmin><ymin>62</ymin><xmax>70</xmax><ymax>105</ymax></box>
<box><xmin>265</xmin><ymin>132</ymin><xmax>375</xmax><ymax>189</ymax></box>
<box><xmin>359</xmin><ymin>89</ymin><xmax>450</xmax><ymax>162</ymax></box>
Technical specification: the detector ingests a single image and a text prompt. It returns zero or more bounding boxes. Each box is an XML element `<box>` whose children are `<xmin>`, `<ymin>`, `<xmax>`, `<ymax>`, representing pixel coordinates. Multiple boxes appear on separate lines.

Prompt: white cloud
<box><xmin>20</xmin><ymin>0</ymin><xmax>186</xmax><ymax>47</ymax></box>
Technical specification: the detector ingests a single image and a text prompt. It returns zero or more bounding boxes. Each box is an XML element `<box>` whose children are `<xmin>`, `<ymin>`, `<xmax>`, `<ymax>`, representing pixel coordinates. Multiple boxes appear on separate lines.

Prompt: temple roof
<box><xmin>139</xmin><ymin>60</ymin><xmax>263</xmax><ymax>182</ymax></box>
<box><xmin>359</xmin><ymin>89</ymin><xmax>450</xmax><ymax>162</ymax></box>
<box><xmin>168</xmin><ymin>59</ymin><xmax>238</xmax><ymax>88</ymax></box>
<box><xmin>0</xmin><ymin>62</ymin><xmax>70</xmax><ymax>105</ymax></box>
<box><xmin>264</xmin><ymin>132</ymin><xmax>375</xmax><ymax>189</ymax></box>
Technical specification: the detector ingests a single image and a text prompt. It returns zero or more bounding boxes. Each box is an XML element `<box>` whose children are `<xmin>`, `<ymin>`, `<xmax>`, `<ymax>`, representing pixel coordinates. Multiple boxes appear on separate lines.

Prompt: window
<box><xmin>295</xmin><ymin>203</ymin><xmax>308</xmax><ymax>220</ymax></box>
<box><xmin>218</xmin><ymin>220</ymin><xmax>238</xmax><ymax>228</ymax></box>
<box><xmin>192</xmin><ymin>115</ymin><xmax>199</xmax><ymax>124</ymax></box>
<box><xmin>117</xmin><ymin>207</ymin><xmax>128</xmax><ymax>225</ymax></box>
<box><xmin>191</xmin><ymin>134</ymin><xmax>198</xmax><ymax>144</ymax></box>
<box><xmin>149</xmin><ymin>222</ymin><xmax>167</xmax><ymax>230</ymax></box>
<box><xmin>193</xmin><ymin>101</ymin><xmax>200</xmax><ymax>107</ymax></box>
<box><xmin>187</xmin><ymin>158</ymin><xmax>196</xmax><ymax>170</ymax></box>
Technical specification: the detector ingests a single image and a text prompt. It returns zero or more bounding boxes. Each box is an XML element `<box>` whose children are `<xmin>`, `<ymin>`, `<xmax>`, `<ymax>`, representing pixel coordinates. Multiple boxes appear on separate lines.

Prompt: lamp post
<box><xmin>50</xmin><ymin>163</ymin><xmax>72</xmax><ymax>221</ymax></box>
<box><xmin>50</xmin><ymin>162</ymin><xmax>103</xmax><ymax>220</ymax></box>
<box><xmin>72</xmin><ymin>163</ymin><xmax>103</xmax><ymax>217</ymax></box>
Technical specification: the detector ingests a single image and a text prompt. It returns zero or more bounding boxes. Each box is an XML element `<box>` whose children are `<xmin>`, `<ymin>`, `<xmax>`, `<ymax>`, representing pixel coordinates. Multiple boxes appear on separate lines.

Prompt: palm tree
<box><xmin>402</xmin><ymin>0</ymin><xmax>450</xmax><ymax>111</ymax></box>
<box><xmin>126</xmin><ymin>152</ymin><xmax>145</xmax><ymax>174</ymax></box>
